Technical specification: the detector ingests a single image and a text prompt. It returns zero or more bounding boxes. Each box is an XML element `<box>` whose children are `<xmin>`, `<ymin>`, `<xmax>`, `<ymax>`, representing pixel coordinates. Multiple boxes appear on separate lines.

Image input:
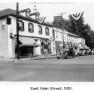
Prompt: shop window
<box><xmin>18</xmin><ymin>20</ymin><xmax>24</xmax><ymax>31</ymax></box>
<box><xmin>38</xmin><ymin>25</ymin><xmax>42</xmax><ymax>34</ymax></box>
<box><xmin>45</xmin><ymin>27</ymin><xmax>49</xmax><ymax>36</ymax></box>
<box><xmin>28</xmin><ymin>23</ymin><xmax>34</xmax><ymax>33</ymax></box>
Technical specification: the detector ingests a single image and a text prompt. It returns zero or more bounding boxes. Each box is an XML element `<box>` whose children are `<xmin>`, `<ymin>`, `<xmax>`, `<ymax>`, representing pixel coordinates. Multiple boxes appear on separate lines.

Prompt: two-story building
<box><xmin>0</xmin><ymin>8</ymin><xmax>54</xmax><ymax>58</ymax></box>
<box><xmin>63</xmin><ymin>30</ymin><xmax>85</xmax><ymax>48</ymax></box>
<box><xmin>0</xmin><ymin>8</ymin><xmax>86</xmax><ymax>59</ymax></box>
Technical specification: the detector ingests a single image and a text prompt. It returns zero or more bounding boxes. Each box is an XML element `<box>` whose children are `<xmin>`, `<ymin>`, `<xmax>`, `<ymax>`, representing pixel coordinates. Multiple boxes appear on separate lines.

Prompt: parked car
<box><xmin>56</xmin><ymin>47</ymin><xmax>75</xmax><ymax>59</ymax></box>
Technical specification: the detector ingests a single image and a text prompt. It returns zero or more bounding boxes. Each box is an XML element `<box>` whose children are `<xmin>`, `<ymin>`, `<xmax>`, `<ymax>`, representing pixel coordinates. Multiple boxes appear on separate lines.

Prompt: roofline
<box><xmin>14</xmin><ymin>35</ymin><xmax>50</xmax><ymax>40</ymax></box>
<box><xmin>67</xmin><ymin>33</ymin><xmax>80</xmax><ymax>38</ymax></box>
<box><xmin>0</xmin><ymin>13</ymin><xmax>53</xmax><ymax>27</ymax></box>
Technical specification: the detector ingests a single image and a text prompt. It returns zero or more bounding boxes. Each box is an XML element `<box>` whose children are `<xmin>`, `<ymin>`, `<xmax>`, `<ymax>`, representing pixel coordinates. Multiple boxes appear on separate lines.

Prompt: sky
<box><xmin>0</xmin><ymin>2</ymin><xmax>94</xmax><ymax>30</ymax></box>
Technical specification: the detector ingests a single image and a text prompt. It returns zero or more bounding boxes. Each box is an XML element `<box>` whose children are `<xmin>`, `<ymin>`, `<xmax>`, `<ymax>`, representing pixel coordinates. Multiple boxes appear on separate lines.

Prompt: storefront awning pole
<box><xmin>16</xmin><ymin>2</ymin><xmax>20</xmax><ymax>59</ymax></box>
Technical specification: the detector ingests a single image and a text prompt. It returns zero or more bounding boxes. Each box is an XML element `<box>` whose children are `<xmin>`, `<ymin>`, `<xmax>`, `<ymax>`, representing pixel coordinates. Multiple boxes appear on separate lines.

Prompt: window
<box><xmin>18</xmin><ymin>20</ymin><xmax>24</xmax><ymax>31</ymax></box>
<box><xmin>1</xmin><ymin>25</ymin><xmax>6</xmax><ymax>30</ymax></box>
<box><xmin>28</xmin><ymin>23</ymin><xmax>34</xmax><ymax>33</ymax></box>
<box><xmin>1</xmin><ymin>20</ymin><xmax>6</xmax><ymax>31</ymax></box>
<box><xmin>45</xmin><ymin>27</ymin><xmax>49</xmax><ymax>36</ymax></box>
<box><xmin>26</xmin><ymin>12</ymin><xmax>30</xmax><ymax>18</ymax></box>
<box><xmin>6</xmin><ymin>17</ymin><xmax>11</xmax><ymax>25</ymax></box>
<box><xmin>56</xmin><ymin>32</ymin><xmax>58</xmax><ymax>38</ymax></box>
<box><xmin>38</xmin><ymin>25</ymin><xmax>42</xmax><ymax>34</ymax></box>
<box><xmin>52</xmin><ymin>29</ymin><xmax>55</xmax><ymax>40</ymax></box>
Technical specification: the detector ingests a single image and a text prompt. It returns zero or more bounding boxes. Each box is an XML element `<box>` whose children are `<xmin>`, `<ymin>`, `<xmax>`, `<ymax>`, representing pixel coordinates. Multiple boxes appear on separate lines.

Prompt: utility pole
<box><xmin>16</xmin><ymin>2</ymin><xmax>19</xmax><ymax>59</ymax></box>
<box><xmin>61</xmin><ymin>14</ymin><xmax>65</xmax><ymax>49</ymax></box>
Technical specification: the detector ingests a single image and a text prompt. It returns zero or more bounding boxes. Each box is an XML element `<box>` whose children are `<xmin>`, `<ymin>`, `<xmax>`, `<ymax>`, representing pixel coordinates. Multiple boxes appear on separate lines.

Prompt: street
<box><xmin>0</xmin><ymin>55</ymin><xmax>94</xmax><ymax>81</ymax></box>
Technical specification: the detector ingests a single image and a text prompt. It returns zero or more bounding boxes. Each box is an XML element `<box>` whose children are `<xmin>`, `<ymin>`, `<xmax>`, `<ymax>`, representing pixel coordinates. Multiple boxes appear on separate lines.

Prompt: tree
<box><xmin>68</xmin><ymin>14</ymin><xmax>94</xmax><ymax>49</ymax></box>
<box><xmin>52</xmin><ymin>13</ymin><xmax>94</xmax><ymax>49</ymax></box>
<box><xmin>68</xmin><ymin>14</ymin><xmax>86</xmax><ymax>37</ymax></box>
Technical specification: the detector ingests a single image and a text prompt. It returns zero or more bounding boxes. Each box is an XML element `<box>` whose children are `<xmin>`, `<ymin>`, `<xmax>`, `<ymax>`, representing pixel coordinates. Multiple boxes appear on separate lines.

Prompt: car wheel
<box><xmin>57</xmin><ymin>56</ymin><xmax>60</xmax><ymax>59</ymax></box>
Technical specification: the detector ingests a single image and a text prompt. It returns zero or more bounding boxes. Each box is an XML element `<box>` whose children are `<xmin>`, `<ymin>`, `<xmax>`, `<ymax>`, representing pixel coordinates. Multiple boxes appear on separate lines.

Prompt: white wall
<box><xmin>8</xmin><ymin>16</ymin><xmax>86</xmax><ymax>57</ymax></box>
<box><xmin>53</xmin><ymin>27</ymin><xmax>63</xmax><ymax>42</ymax></box>
<box><xmin>8</xmin><ymin>16</ymin><xmax>54</xmax><ymax>56</ymax></box>
<box><xmin>64</xmin><ymin>31</ymin><xmax>80</xmax><ymax>44</ymax></box>
<box><xmin>78</xmin><ymin>38</ymin><xmax>85</xmax><ymax>44</ymax></box>
<box><xmin>0</xmin><ymin>18</ymin><xmax>9</xmax><ymax>58</ymax></box>
<box><xmin>10</xmin><ymin>16</ymin><xmax>53</xmax><ymax>40</ymax></box>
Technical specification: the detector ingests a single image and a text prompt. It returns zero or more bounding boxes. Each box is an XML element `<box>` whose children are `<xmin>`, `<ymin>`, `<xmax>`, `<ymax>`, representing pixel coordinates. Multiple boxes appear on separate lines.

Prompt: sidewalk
<box><xmin>0</xmin><ymin>55</ymin><xmax>57</xmax><ymax>62</ymax></box>
<box><xmin>19</xmin><ymin>55</ymin><xmax>56</xmax><ymax>61</ymax></box>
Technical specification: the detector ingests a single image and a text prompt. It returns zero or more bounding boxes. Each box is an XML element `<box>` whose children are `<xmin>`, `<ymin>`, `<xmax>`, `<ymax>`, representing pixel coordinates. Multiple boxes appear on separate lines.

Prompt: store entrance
<box><xmin>20</xmin><ymin>46</ymin><xmax>34</xmax><ymax>57</ymax></box>
<box><xmin>15</xmin><ymin>45</ymin><xmax>34</xmax><ymax>58</ymax></box>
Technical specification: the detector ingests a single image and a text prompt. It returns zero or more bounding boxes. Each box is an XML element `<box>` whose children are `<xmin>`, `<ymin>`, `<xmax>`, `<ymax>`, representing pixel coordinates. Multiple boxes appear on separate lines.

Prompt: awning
<box><xmin>19</xmin><ymin>37</ymin><xmax>39</xmax><ymax>47</ymax></box>
<box><xmin>82</xmin><ymin>44</ymin><xmax>89</xmax><ymax>49</ymax></box>
<box><xmin>78</xmin><ymin>44</ymin><xmax>89</xmax><ymax>50</ymax></box>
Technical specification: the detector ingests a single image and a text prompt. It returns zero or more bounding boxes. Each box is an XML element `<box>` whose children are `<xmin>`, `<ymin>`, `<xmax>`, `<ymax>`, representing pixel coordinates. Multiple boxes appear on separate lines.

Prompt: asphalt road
<box><xmin>0</xmin><ymin>55</ymin><xmax>94</xmax><ymax>81</ymax></box>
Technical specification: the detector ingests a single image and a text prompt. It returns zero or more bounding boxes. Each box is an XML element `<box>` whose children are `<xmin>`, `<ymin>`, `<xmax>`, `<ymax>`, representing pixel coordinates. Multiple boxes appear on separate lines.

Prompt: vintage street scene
<box><xmin>0</xmin><ymin>55</ymin><xmax>94</xmax><ymax>81</ymax></box>
<box><xmin>0</xmin><ymin>2</ymin><xmax>94</xmax><ymax>81</ymax></box>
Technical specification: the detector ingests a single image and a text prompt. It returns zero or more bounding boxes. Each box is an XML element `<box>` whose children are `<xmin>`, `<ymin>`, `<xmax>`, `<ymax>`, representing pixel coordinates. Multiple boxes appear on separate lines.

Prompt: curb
<box><xmin>0</xmin><ymin>56</ymin><xmax>57</xmax><ymax>62</ymax></box>
<box><xmin>19</xmin><ymin>56</ymin><xmax>56</xmax><ymax>61</ymax></box>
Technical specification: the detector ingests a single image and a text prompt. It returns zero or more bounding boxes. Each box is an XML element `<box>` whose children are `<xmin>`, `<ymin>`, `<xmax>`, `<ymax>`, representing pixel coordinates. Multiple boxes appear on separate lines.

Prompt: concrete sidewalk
<box><xmin>0</xmin><ymin>55</ymin><xmax>57</xmax><ymax>62</ymax></box>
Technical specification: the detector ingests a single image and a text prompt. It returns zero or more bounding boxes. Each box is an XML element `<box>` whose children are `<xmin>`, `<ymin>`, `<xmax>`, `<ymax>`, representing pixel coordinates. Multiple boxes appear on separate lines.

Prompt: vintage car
<box><xmin>56</xmin><ymin>47</ymin><xmax>75</xmax><ymax>59</ymax></box>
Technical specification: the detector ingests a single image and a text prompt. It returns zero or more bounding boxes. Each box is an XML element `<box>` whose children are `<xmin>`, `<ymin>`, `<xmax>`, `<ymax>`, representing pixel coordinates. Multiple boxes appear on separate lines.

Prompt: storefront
<box><xmin>41</xmin><ymin>39</ymin><xmax>52</xmax><ymax>55</ymax></box>
<box><xmin>55</xmin><ymin>41</ymin><xmax>62</xmax><ymax>54</ymax></box>
<box><xmin>15</xmin><ymin>36</ymin><xmax>40</xmax><ymax>57</ymax></box>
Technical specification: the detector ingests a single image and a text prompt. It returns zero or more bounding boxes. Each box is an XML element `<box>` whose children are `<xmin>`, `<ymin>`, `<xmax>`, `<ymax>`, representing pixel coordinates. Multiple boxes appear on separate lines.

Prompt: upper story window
<box><xmin>28</xmin><ymin>23</ymin><xmax>34</xmax><ymax>33</ymax></box>
<box><xmin>45</xmin><ymin>27</ymin><xmax>49</xmax><ymax>36</ymax></box>
<box><xmin>38</xmin><ymin>25</ymin><xmax>42</xmax><ymax>34</ymax></box>
<box><xmin>1</xmin><ymin>20</ymin><xmax>6</xmax><ymax>31</ymax></box>
<box><xmin>52</xmin><ymin>29</ymin><xmax>55</xmax><ymax>40</ymax></box>
<box><xmin>18</xmin><ymin>20</ymin><xmax>24</xmax><ymax>31</ymax></box>
<box><xmin>1</xmin><ymin>25</ymin><xmax>6</xmax><ymax>30</ymax></box>
<box><xmin>56</xmin><ymin>32</ymin><xmax>58</xmax><ymax>38</ymax></box>
<box><xmin>26</xmin><ymin>12</ymin><xmax>30</xmax><ymax>18</ymax></box>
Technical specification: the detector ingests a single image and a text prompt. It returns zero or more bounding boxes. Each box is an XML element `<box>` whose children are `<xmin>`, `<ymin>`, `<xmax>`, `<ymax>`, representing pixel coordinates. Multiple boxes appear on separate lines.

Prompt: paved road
<box><xmin>0</xmin><ymin>55</ymin><xmax>94</xmax><ymax>81</ymax></box>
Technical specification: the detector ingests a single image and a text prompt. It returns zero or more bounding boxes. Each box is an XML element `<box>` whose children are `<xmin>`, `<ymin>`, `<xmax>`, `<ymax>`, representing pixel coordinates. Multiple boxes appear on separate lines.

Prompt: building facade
<box><xmin>52</xmin><ymin>27</ymin><xmax>63</xmax><ymax>54</ymax></box>
<box><xmin>0</xmin><ymin>8</ymin><xmax>86</xmax><ymax>58</ymax></box>
<box><xmin>0</xmin><ymin>9</ymin><xmax>55</xmax><ymax>58</ymax></box>
<box><xmin>63</xmin><ymin>30</ymin><xmax>85</xmax><ymax>48</ymax></box>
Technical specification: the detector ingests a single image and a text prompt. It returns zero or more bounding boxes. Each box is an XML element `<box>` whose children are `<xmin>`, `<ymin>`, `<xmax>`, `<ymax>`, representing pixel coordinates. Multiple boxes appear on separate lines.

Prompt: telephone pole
<box><xmin>16</xmin><ymin>2</ymin><xmax>19</xmax><ymax>59</ymax></box>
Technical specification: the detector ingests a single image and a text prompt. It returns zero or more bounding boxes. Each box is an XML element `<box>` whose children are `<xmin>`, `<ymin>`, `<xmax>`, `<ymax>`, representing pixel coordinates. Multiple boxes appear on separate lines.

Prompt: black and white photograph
<box><xmin>0</xmin><ymin>0</ymin><xmax>94</xmax><ymax>93</ymax></box>
<box><xmin>0</xmin><ymin>1</ymin><xmax>94</xmax><ymax>81</ymax></box>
